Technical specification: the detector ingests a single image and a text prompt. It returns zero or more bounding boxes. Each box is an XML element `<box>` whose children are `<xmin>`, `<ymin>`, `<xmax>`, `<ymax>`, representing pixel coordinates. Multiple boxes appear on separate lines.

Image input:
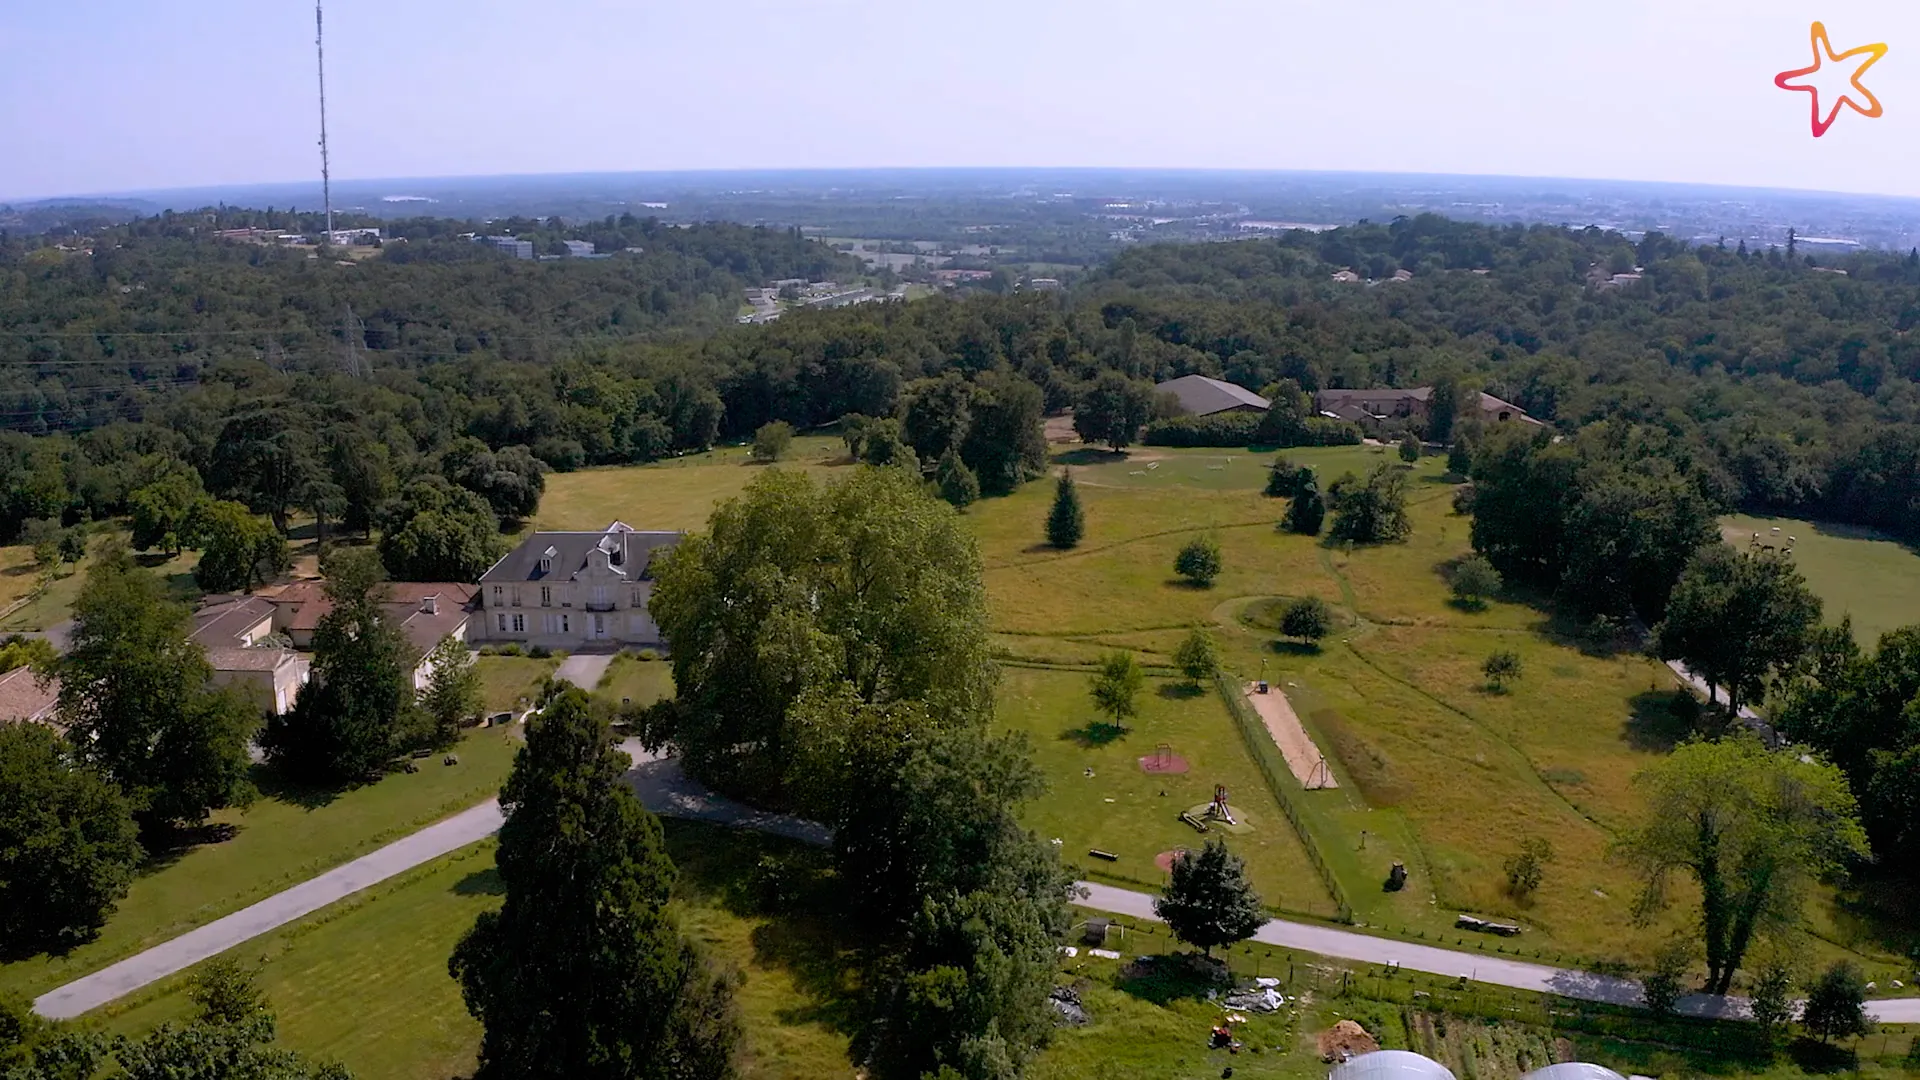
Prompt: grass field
<box><xmin>0</xmin><ymin>726</ymin><xmax>518</xmax><ymax>1001</ymax></box>
<box><xmin>473</xmin><ymin>654</ymin><xmax>558</xmax><ymax>712</ymax></box>
<box><xmin>0</xmin><ymin>531</ymin><xmax>200</xmax><ymax>632</ymax></box>
<box><xmin>534</xmin><ymin>436</ymin><xmax>851</xmax><ymax>533</ymax></box>
<box><xmin>996</xmin><ymin>666</ymin><xmax>1339</xmax><ymax>919</ymax></box>
<box><xmin>100</xmin><ymin>824</ymin><xmax>855</xmax><ymax>1080</ymax></box>
<box><xmin>95</xmin><ymin>823</ymin><xmax>1920</xmax><ymax>1080</ymax></box>
<box><xmin>1722</xmin><ymin>514</ymin><xmax>1920</xmax><ymax>645</ymax></box>
<box><xmin>594</xmin><ymin>652</ymin><xmax>675</xmax><ymax>707</ymax></box>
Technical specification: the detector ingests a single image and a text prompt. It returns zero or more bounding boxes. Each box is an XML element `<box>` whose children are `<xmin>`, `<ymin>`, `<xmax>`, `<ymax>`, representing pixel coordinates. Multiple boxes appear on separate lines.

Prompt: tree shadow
<box><xmin>1114</xmin><ymin>952</ymin><xmax>1231</xmax><ymax>1006</ymax></box>
<box><xmin>1784</xmin><ymin>1037</ymin><xmax>1858</xmax><ymax>1074</ymax></box>
<box><xmin>134</xmin><ymin>552</ymin><xmax>174</xmax><ymax>569</ymax></box>
<box><xmin>1268</xmin><ymin>640</ymin><xmax>1322</xmax><ymax>657</ymax></box>
<box><xmin>1050</xmin><ymin>447</ymin><xmax>1127</xmax><ymax>466</ymax></box>
<box><xmin>452</xmin><ymin>867</ymin><xmax>506</xmax><ymax>896</ymax></box>
<box><xmin>248</xmin><ymin>762</ymin><xmax>345</xmax><ymax>811</ymax></box>
<box><xmin>748</xmin><ymin>917</ymin><xmax>865</xmax><ymax>1034</ymax></box>
<box><xmin>1157</xmin><ymin>683</ymin><xmax>1205</xmax><ymax>701</ymax></box>
<box><xmin>136</xmin><ymin>821</ymin><xmax>242</xmax><ymax>875</ymax></box>
<box><xmin>1060</xmin><ymin>722</ymin><xmax>1129</xmax><ymax>747</ymax></box>
<box><xmin>1165</xmin><ymin>579</ymin><xmax>1215</xmax><ymax>591</ymax></box>
<box><xmin>1622</xmin><ymin>690</ymin><xmax>1699</xmax><ymax>753</ymax></box>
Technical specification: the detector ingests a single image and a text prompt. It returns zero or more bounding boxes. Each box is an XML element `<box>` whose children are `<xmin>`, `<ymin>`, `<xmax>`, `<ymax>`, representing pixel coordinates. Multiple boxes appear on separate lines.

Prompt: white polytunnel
<box><xmin>1328</xmin><ymin>1050</ymin><xmax>1459</xmax><ymax>1080</ymax></box>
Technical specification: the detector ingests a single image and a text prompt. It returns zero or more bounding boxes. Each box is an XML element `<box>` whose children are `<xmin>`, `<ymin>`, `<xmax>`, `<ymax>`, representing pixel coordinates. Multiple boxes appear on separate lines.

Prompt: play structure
<box><xmin>1205</xmin><ymin>784</ymin><xmax>1236</xmax><ymax>826</ymax></box>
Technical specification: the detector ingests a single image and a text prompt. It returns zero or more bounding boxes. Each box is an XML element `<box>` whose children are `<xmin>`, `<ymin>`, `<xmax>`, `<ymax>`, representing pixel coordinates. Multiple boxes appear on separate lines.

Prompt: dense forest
<box><xmin>3</xmin><ymin>210</ymin><xmax>1919</xmax><ymax>559</ymax></box>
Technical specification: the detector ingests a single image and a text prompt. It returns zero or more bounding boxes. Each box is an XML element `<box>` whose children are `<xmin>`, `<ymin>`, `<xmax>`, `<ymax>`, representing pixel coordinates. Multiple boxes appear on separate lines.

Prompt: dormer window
<box><xmin>539</xmin><ymin>556</ymin><xmax>551</xmax><ymax>573</ymax></box>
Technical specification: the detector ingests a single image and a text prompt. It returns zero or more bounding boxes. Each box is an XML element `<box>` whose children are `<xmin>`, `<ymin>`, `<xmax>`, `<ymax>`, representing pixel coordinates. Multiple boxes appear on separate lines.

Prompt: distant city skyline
<box><xmin>1</xmin><ymin>0</ymin><xmax>1913</xmax><ymax>202</ymax></box>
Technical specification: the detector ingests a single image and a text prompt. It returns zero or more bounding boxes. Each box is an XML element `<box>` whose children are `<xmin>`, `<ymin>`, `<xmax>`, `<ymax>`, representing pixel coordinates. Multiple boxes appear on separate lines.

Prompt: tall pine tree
<box><xmin>450</xmin><ymin>688</ymin><xmax>740</xmax><ymax>1080</ymax></box>
<box><xmin>1045</xmin><ymin>470</ymin><xmax>1084</xmax><ymax>549</ymax></box>
<box><xmin>262</xmin><ymin>550</ymin><xmax>420</xmax><ymax>784</ymax></box>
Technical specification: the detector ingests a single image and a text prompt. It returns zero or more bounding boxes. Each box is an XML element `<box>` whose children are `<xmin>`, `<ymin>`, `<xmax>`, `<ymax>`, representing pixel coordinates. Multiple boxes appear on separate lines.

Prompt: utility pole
<box><xmin>316</xmin><ymin>1</ymin><xmax>333</xmax><ymax>245</ymax></box>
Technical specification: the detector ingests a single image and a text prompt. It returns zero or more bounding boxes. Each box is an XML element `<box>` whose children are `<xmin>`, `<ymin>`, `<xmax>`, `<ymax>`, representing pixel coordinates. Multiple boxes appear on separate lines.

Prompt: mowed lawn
<box><xmin>0</xmin><ymin>727</ymin><xmax>517</xmax><ymax>1001</ymax></box>
<box><xmin>996</xmin><ymin>666</ymin><xmax>1339</xmax><ymax>920</ymax></box>
<box><xmin>473</xmin><ymin>654</ymin><xmax>557</xmax><ymax>712</ymax></box>
<box><xmin>595</xmin><ymin>652</ymin><xmax>675</xmax><ymax>707</ymax></box>
<box><xmin>101</xmin><ymin>824</ymin><xmax>854</xmax><ymax>1080</ymax></box>
<box><xmin>1723</xmin><ymin>514</ymin><xmax>1920</xmax><ymax>644</ymax></box>
<box><xmin>533</xmin><ymin>436</ymin><xmax>850</xmax><ymax>533</ymax></box>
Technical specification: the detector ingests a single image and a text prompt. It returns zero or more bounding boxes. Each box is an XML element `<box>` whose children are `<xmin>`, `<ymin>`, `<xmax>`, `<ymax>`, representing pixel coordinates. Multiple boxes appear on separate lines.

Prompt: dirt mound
<box><xmin>1318</xmin><ymin>1019</ymin><xmax>1379</xmax><ymax>1062</ymax></box>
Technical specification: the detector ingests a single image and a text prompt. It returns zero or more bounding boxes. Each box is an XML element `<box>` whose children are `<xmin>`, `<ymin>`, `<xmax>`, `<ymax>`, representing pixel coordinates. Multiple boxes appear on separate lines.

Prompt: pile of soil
<box><xmin>1318</xmin><ymin>1020</ymin><xmax>1379</xmax><ymax>1062</ymax></box>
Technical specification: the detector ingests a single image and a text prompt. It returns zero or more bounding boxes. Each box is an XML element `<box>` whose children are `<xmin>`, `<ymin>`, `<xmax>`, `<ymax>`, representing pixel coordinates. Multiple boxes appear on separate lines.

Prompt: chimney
<box><xmin>422</xmin><ymin>594</ymin><xmax>439</xmax><ymax>616</ymax></box>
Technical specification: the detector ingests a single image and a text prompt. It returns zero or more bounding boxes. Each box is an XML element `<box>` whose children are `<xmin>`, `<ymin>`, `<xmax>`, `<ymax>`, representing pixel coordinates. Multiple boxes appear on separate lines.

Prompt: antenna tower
<box><xmin>316</xmin><ymin>1</ymin><xmax>333</xmax><ymax>244</ymax></box>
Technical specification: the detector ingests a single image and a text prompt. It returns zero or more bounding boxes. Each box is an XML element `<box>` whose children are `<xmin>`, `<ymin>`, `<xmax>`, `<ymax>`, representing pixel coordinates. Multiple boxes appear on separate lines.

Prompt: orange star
<box><xmin>1775</xmin><ymin>21</ymin><xmax>1889</xmax><ymax>137</ymax></box>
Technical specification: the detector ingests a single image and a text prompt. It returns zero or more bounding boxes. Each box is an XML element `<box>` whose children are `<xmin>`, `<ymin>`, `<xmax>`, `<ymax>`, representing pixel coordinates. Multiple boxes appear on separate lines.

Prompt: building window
<box><xmin>541</xmin><ymin>586</ymin><xmax>552</xmax><ymax>606</ymax></box>
<box><xmin>497</xmin><ymin>614</ymin><xmax>508</xmax><ymax>632</ymax></box>
<box><xmin>560</xmin><ymin>614</ymin><xmax>570</xmax><ymax>633</ymax></box>
<box><xmin>511</xmin><ymin>614</ymin><xmax>525</xmax><ymax>634</ymax></box>
<box><xmin>492</xmin><ymin>585</ymin><xmax>503</xmax><ymax>606</ymax></box>
<box><xmin>632</xmin><ymin>587</ymin><xmax>644</xmax><ymax>608</ymax></box>
<box><xmin>511</xmin><ymin>587</ymin><xmax>522</xmax><ymax>608</ymax></box>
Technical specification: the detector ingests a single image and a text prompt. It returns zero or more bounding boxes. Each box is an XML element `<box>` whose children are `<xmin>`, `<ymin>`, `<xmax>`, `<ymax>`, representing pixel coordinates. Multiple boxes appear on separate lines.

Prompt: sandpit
<box><xmin>1244</xmin><ymin>683</ymin><xmax>1338</xmax><ymax>789</ymax></box>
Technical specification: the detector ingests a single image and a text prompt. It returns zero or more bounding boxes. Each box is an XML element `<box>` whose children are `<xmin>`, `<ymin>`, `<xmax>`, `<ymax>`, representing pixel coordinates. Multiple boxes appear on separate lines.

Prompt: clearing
<box><xmin>1721</xmin><ymin>513</ymin><xmax>1920</xmax><ymax>644</ymax></box>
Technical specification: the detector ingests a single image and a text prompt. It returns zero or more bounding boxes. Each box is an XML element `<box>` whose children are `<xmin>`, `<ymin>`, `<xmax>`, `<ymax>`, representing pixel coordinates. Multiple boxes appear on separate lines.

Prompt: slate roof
<box><xmin>0</xmin><ymin>666</ymin><xmax>60</xmax><ymax>724</ymax></box>
<box><xmin>190</xmin><ymin>595</ymin><xmax>277</xmax><ymax>647</ymax></box>
<box><xmin>480</xmin><ymin>522</ymin><xmax>681</xmax><ymax>585</ymax></box>
<box><xmin>1154</xmin><ymin>375</ymin><xmax>1271</xmax><ymax>417</ymax></box>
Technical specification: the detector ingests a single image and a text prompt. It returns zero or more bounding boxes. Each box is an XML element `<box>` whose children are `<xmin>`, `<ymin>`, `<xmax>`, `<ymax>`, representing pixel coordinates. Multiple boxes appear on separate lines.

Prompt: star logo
<box><xmin>1775</xmin><ymin>21</ymin><xmax>1889</xmax><ymax>137</ymax></box>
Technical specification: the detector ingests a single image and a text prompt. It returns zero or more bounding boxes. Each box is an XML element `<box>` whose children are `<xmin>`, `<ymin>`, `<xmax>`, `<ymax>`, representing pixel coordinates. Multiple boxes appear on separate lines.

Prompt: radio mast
<box><xmin>316</xmin><ymin>1</ymin><xmax>333</xmax><ymax>244</ymax></box>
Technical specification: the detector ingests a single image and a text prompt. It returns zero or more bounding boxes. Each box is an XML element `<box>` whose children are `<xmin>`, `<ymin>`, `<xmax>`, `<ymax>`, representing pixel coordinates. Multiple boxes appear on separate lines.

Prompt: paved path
<box><xmin>37</xmin><ymin>748</ymin><xmax>1920</xmax><ymax>1025</ymax></box>
<box><xmin>554</xmin><ymin>652</ymin><xmax>614</xmax><ymax>689</ymax></box>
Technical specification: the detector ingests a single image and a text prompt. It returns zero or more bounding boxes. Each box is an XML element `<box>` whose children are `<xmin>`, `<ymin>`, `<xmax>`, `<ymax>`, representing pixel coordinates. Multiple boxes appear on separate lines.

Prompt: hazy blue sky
<box><xmin>1</xmin><ymin>0</ymin><xmax>1912</xmax><ymax>200</ymax></box>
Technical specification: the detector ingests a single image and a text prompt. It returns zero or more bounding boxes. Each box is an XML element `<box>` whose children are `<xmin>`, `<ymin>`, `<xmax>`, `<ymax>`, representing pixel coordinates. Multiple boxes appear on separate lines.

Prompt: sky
<box><xmin>1</xmin><ymin>0</ymin><xmax>1914</xmax><ymax>201</ymax></box>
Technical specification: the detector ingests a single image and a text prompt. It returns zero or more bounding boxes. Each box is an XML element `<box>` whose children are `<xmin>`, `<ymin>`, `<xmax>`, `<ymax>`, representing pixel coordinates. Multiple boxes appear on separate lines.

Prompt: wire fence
<box><xmin>1214</xmin><ymin>670</ymin><xmax>1354</xmax><ymax>923</ymax></box>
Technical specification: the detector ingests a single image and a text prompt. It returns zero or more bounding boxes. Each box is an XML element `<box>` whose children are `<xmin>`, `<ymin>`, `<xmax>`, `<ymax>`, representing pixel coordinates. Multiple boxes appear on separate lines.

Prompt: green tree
<box><xmin>1501</xmin><ymin>836</ymin><xmax>1553</xmax><ymax>902</ymax></box>
<box><xmin>1330</xmin><ymin>463</ymin><xmax>1411</xmax><ymax>544</ymax></box>
<box><xmin>113</xmin><ymin>962</ymin><xmax>349</xmax><ymax>1080</ymax></box>
<box><xmin>262</xmin><ymin>550</ymin><xmax>420</xmax><ymax>784</ymax></box>
<box><xmin>645</xmin><ymin>467</ymin><xmax>995</xmax><ymax>802</ymax></box>
<box><xmin>1747</xmin><ymin>953</ymin><xmax>1797</xmax><ymax>1043</ymax></box>
<box><xmin>1173</xmin><ymin>628</ymin><xmax>1220</xmax><ymax>685</ymax></box>
<box><xmin>1450</xmin><ymin>555</ymin><xmax>1502</xmax><ymax>610</ymax></box>
<box><xmin>443</xmin><ymin>439</ymin><xmax>547</xmax><ymax>523</ymax></box>
<box><xmin>189</xmin><ymin>959</ymin><xmax>273</xmax><ymax>1028</ymax></box>
<box><xmin>1072</xmin><ymin>372</ymin><xmax>1154</xmax><ymax>450</ymax></box>
<box><xmin>1641</xmin><ymin>941</ymin><xmax>1691</xmax><ymax>1018</ymax></box>
<box><xmin>1088</xmin><ymin>651</ymin><xmax>1145</xmax><ymax>730</ymax></box>
<box><xmin>1653</xmin><ymin>544</ymin><xmax>1822</xmax><ymax>719</ymax></box>
<box><xmin>55</xmin><ymin>547</ymin><xmax>258</xmax><ymax>831</ymax></box>
<box><xmin>450</xmin><ymin>688</ymin><xmax>740</xmax><ymax>1080</ymax></box>
<box><xmin>1446</xmin><ymin>437</ymin><xmax>1474</xmax><ymax>479</ymax></box>
<box><xmin>935</xmin><ymin>449</ymin><xmax>980</xmax><ymax>509</ymax></box>
<box><xmin>1046</xmin><ymin>470</ymin><xmax>1084</xmax><ymax>549</ymax></box>
<box><xmin>209</xmin><ymin>408</ymin><xmax>317</xmax><ymax>535</ymax></box>
<box><xmin>1174</xmin><ymin>535</ymin><xmax>1222</xmax><ymax>587</ymax></box>
<box><xmin>0</xmin><ymin>722</ymin><xmax>142</xmax><ymax>960</ymax></box>
<box><xmin>1263</xmin><ymin>455</ymin><xmax>1298</xmax><ymax>497</ymax></box>
<box><xmin>1615</xmin><ymin>738</ymin><xmax>1868</xmax><ymax>996</ymax></box>
<box><xmin>859</xmin><ymin>418</ymin><xmax>917</xmax><ymax>470</ymax></box>
<box><xmin>1282</xmin><ymin>472</ymin><xmax>1326</xmax><ymax>535</ymax></box>
<box><xmin>1398</xmin><ymin>432</ymin><xmax>1421</xmax><ymax>463</ymax></box>
<box><xmin>377</xmin><ymin>477</ymin><xmax>502</xmax><ymax>582</ymax></box>
<box><xmin>1802</xmin><ymin>961</ymin><xmax>1872</xmax><ymax>1042</ymax></box>
<box><xmin>419</xmin><ymin>635</ymin><xmax>481</xmax><ymax>749</ymax></box>
<box><xmin>191</xmin><ymin>500</ymin><xmax>289</xmax><ymax>594</ymax></box>
<box><xmin>1426</xmin><ymin>377</ymin><xmax>1462</xmax><ymax>445</ymax></box>
<box><xmin>1154</xmin><ymin>838</ymin><xmax>1268</xmax><ymax>957</ymax></box>
<box><xmin>1483</xmin><ymin>650</ymin><xmax>1522</xmax><ymax>692</ymax></box>
<box><xmin>1280</xmin><ymin>596</ymin><xmax>1332</xmax><ymax>646</ymax></box>
<box><xmin>129</xmin><ymin>468</ymin><xmax>207</xmax><ymax>555</ymax></box>
<box><xmin>1253</xmin><ymin>380</ymin><xmax>1311</xmax><ymax>447</ymax></box>
<box><xmin>750</xmin><ymin>420</ymin><xmax>794</xmax><ymax>462</ymax></box>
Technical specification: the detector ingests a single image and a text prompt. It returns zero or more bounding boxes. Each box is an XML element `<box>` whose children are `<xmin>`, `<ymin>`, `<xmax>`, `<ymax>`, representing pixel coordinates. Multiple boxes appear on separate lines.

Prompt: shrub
<box><xmin>1302</xmin><ymin>417</ymin><xmax>1363</xmax><ymax>446</ymax></box>
<box><xmin>497</xmin><ymin>643</ymin><xmax>524</xmax><ymax>657</ymax></box>
<box><xmin>1502</xmin><ymin>837</ymin><xmax>1554</xmax><ymax>901</ymax></box>
<box><xmin>1263</xmin><ymin>456</ymin><xmax>1297</xmax><ymax>497</ymax></box>
<box><xmin>936</xmin><ymin>449</ymin><xmax>981</xmax><ymax>509</ymax></box>
<box><xmin>527</xmin><ymin>644</ymin><xmax>552</xmax><ymax>659</ymax></box>
<box><xmin>636</xmin><ymin>648</ymin><xmax>660</xmax><ymax>661</ymax></box>
<box><xmin>1642</xmin><ymin>942</ymin><xmax>1691</xmax><ymax>1017</ymax></box>
<box><xmin>1142</xmin><ymin>412</ymin><xmax>1261</xmax><ymax>448</ymax></box>
<box><xmin>1483</xmin><ymin>650</ymin><xmax>1522</xmax><ymax>692</ymax></box>
<box><xmin>1174</xmin><ymin>535</ymin><xmax>1222</xmax><ymax>587</ymax></box>
<box><xmin>1398</xmin><ymin>433</ymin><xmax>1421</xmax><ymax>463</ymax></box>
<box><xmin>1450</xmin><ymin>555</ymin><xmax>1502</xmax><ymax>608</ymax></box>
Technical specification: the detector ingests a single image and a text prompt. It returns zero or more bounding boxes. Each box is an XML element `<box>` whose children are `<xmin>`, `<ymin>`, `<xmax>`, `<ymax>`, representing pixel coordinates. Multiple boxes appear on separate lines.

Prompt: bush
<box><xmin>1263</xmin><ymin>455</ymin><xmax>1297</xmax><ymax>497</ymax></box>
<box><xmin>751</xmin><ymin>420</ymin><xmax>795</xmax><ymax>462</ymax></box>
<box><xmin>1483</xmin><ymin>650</ymin><xmax>1522</xmax><ymax>692</ymax></box>
<box><xmin>636</xmin><ymin>648</ymin><xmax>660</xmax><ymax>661</ymax></box>
<box><xmin>1142</xmin><ymin>412</ymin><xmax>1261</xmax><ymax>448</ymax></box>
<box><xmin>1302</xmin><ymin>417</ymin><xmax>1363</xmax><ymax>446</ymax></box>
<box><xmin>1450</xmin><ymin>555</ymin><xmax>1502</xmax><ymax>608</ymax></box>
<box><xmin>497</xmin><ymin>643</ymin><xmax>524</xmax><ymax>657</ymax></box>
<box><xmin>1174</xmin><ymin>535</ymin><xmax>1222</xmax><ymax>587</ymax></box>
<box><xmin>936</xmin><ymin>449</ymin><xmax>981</xmax><ymax>509</ymax></box>
<box><xmin>1642</xmin><ymin>942</ymin><xmax>1691</xmax><ymax>1017</ymax></box>
<box><xmin>1398</xmin><ymin>433</ymin><xmax>1421</xmax><ymax>463</ymax></box>
<box><xmin>527</xmin><ymin>644</ymin><xmax>552</xmax><ymax>660</ymax></box>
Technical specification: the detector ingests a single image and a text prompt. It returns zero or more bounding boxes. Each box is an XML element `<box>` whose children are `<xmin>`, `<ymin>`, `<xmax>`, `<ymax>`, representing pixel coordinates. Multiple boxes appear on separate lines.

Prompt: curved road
<box><xmin>34</xmin><ymin>751</ymin><xmax>1920</xmax><ymax>1026</ymax></box>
